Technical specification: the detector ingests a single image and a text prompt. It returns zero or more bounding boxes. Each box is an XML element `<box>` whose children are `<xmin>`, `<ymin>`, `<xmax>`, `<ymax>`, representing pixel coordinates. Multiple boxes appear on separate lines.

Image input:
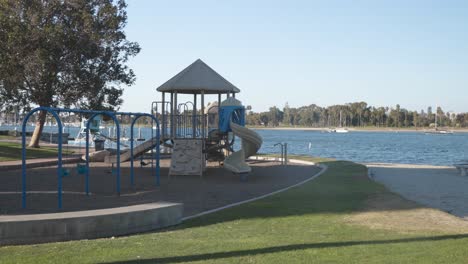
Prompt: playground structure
<box><xmin>18</xmin><ymin>59</ymin><xmax>262</xmax><ymax>210</ymax></box>
<box><xmin>0</xmin><ymin>60</ymin><xmax>293</xmax><ymax>245</ymax></box>
<box><xmin>153</xmin><ymin>59</ymin><xmax>263</xmax><ymax>177</ymax></box>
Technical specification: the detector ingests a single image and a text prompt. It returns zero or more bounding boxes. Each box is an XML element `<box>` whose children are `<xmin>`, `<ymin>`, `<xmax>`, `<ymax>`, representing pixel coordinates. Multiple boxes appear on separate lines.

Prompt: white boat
<box><xmin>329</xmin><ymin>111</ymin><xmax>349</xmax><ymax>133</ymax></box>
<box><xmin>425</xmin><ymin>106</ymin><xmax>453</xmax><ymax>135</ymax></box>
<box><xmin>335</xmin><ymin>128</ymin><xmax>349</xmax><ymax>133</ymax></box>
<box><xmin>71</xmin><ymin>117</ymin><xmax>131</xmax><ymax>149</ymax></box>
<box><xmin>425</xmin><ymin>129</ymin><xmax>453</xmax><ymax>135</ymax></box>
<box><xmin>63</xmin><ymin>122</ymin><xmax>81</xmax><ymax>127</ymax></box>
<box><xmin>71</xmin><ymin>118</ymin><xmax>102</xmax><ymax>146</ymax></box>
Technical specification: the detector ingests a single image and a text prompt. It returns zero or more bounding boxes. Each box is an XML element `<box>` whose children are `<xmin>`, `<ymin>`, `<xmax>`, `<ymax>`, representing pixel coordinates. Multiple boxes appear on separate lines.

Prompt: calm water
<box><xmin>2</xmin><ymin>125</ymin><xmax>467</xmax><ymax>166</ymax></box>
<box><xmin>255</xmin><ymin>129</ymin><xmax>468</xmax><ymax>166</ymax></box>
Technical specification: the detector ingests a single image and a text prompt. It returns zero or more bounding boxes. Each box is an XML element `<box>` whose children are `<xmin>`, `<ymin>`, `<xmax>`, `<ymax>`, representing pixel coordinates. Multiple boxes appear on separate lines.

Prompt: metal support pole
<box><xmin>115</xmin><ymin>116</ymin><xmax>121</xmax><ymax>196</ymax></box>
<box><xmin>184</xmin><ymin>103</ymin><xmax>189</xmax><ymax>137</ymax></box>
<box><xmin>170</xmin><ymin>92</ymin><xmax>174</xmax><ymax>139</ymax></box>
<box><xmin>130</xmin><ymin>114</ymin><xmax>160</xmax><ymax>187</ymax></box>
<box><xmin>151</xmin><ymin>112</ymin><xmax>154</xmax><ymax>176</ymax></box>
<box><xmin>156</xmin><ymin>120</ymin><xmax>161</xmax><ymax>186</ymax></box>
<box><xmin>21</xmin><ymin>107</ymin><xmax>63</xmax><ymax>209</ymax></box>
<box><xmin>130</xmin><ymin>120</ymin><xmax>135</xmax><ymax>186</ymax></box>
<box><xmin>86</xmin><ymin>112</ymin><xmax>120</xmax><ymax>196</ymax></box>
<box><xmin>193</xmin><ymin>94</ymin><xmax>197</xmax><ymax>138</ymax></box>
<box><xmin>172</xmin><ymin>92</ymin><xmax>179</xmax><ymax>138</ymax></box>
<box><xmin>284</xmin><ymin>143</ymin><xmax>288</xmax><ymax>165</ymax></box>
<box><xmin>174</xmin><ymin>91</ymin><xmax>178</xmax><ymax>138</ymax></box>
<box><xmin>162</xmin><ymin>92</ymin><xmax>165</xmax><ymax>139</ymax></box>
<box><xmin>281</xmin><ymin>144</ymin><xmax>284</xmax><ymax>165</ymax></box>
<box><xmin>201</xmin><ymin>90</ymin><xmax>205</xmax><ymax>139</ymax></box>
<box><xmin>218</xmin><ymin>93</ymin><xmax>221</xmax><ymax>130</ymax></box>
<box><xmin>232</xmin><ymin>92</ymin><xmax>235</xmax><ymax>98</ymax></box>
<box><xmin>85</xmin><ymin>125</ymin><xmax>90</xmax><ymax>195</ymax></box>
<box><xmin>274</xmin><ymin>143</ymin><xmax>284</xmax><ymax>165</ymax></box>
<box><xmin>21</xmin><ymin>120</ymin><xmax>27</xmax><ymax>208</ymax></box>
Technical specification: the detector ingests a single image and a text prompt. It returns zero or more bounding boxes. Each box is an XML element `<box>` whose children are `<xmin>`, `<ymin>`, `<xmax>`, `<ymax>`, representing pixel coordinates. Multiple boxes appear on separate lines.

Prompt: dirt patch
<box><xmin>344</xmin><ymin>192</ymin><xmax>468</xmax><ymax>234</ymax></box>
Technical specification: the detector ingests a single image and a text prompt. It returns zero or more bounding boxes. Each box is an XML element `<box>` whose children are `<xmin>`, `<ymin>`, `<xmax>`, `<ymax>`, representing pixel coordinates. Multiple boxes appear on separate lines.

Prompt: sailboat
<box><xmin>425</xmin><ymin>106</ymin><xmax>453</xmax><ymax>135</ymax></box>
<box><xmin>71</xmin><ymin>117</ymin><xmax>130</xmax><ymax>148</ymax></box>
<box><xmin>330</xmin><ymin>111</ymin><xmax>349</xmax><ymax>133</ymax></box>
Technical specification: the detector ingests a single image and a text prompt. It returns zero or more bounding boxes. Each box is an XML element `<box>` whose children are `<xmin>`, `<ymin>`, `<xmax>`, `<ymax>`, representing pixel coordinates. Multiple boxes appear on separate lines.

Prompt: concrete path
<box><xmin>366</xmin><ymin>163</ymin><xmax>468</xmax><ymax>220</ymax></box>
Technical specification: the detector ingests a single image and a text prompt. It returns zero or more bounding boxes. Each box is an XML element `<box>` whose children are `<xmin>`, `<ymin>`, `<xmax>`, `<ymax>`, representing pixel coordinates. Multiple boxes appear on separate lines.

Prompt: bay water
<box><xmin>2</xmin><ymin>125</ymin><xmax>466</xmax><ymax>166</ymax></box>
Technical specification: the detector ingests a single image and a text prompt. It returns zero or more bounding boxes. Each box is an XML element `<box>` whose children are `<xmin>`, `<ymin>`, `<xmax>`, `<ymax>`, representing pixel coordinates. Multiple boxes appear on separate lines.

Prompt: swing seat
<box><xmin>76</xmin><ymin>163</ymin><xmax>87</xmax><ymax>174</ymax></box>
<box><xmin>62</xmin><ymin>168</ymin><xmax>71</xmax><ymax>177</ymax></box>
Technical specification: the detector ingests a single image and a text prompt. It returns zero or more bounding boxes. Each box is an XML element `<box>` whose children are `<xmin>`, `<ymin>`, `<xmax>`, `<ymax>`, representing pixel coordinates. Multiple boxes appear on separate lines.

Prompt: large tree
<box><xmin>0</xmin><ymin>0</ymin><xmax>140</xmax><ymax>147</ymax></box>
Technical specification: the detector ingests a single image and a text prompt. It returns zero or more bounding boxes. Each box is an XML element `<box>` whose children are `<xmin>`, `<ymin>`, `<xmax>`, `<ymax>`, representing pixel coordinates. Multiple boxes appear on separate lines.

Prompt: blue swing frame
<box><xmin>21</xmin><ymin>107</ymin><xmax>161</xmax><ymax>210</ymax></box>
<box><xmin>129</xmin><ymin>113</ymin><xmax>161</xmax><ymax>187</ymax></box>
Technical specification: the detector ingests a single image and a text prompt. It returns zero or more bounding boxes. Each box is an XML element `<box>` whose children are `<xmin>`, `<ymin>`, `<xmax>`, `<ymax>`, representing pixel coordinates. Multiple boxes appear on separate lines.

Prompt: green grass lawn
<box><xmin>0</xmin><ymin>135</ymin><xmax>17</xmax><ymax>140</ymax></box>
<box><xmin>0</xmin><ymin>142</ymin><xmax>73</xmax><ymax>162</ymax></box>
<box><xmin>1</xmin><ymin>157</ymin><xmax>468</xmax><ymax>263</ymax></box>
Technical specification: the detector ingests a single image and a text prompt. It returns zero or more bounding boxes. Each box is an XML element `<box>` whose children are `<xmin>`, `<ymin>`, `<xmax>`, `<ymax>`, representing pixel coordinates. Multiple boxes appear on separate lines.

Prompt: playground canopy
<box><xmin>155</xmin><ymin>59</ymin><xmax>240</xmax><ymax>140</ymax></box>
<box><xmin>156</xmin><ymin>59</ymin><xmax>240</xmax><ymax>94</ymax></box>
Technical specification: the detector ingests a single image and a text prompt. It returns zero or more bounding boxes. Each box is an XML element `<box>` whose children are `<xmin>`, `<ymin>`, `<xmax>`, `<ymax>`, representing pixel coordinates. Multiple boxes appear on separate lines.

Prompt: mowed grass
<box><xmin>0</xmin><ymin>135</ymin><xmax>17</xmax><ymax>140</ymax></box>
<box><xmin>1</xmin><ymin>157</ymin><xmax>468</xmax><ymax>263</ymax></box>
<box><xmin>0</xmin><ymin>142</ymin><xmax>73</xmax><ymax>162</ymax></box>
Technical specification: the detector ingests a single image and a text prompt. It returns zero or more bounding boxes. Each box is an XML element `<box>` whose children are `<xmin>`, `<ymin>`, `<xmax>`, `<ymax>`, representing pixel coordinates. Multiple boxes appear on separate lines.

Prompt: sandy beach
<box><xmin>367</xmin><ymin>163</ymin><xmax>468</xmax><ymax>220</ymax></box>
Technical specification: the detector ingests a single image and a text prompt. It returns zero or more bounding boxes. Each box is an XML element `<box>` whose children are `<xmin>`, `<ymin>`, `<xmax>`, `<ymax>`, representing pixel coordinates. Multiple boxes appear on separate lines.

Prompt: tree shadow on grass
<box><xmin>101</xmin><ymin>234</ymin><xmax>468</xmax><ymax>264</ymax></box>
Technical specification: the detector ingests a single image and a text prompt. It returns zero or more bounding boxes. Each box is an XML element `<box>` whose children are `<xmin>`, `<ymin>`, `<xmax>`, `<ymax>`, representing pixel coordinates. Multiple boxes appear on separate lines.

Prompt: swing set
<box><xmin>21</xmin><ymin>107</ymin><xmax>161</xmax><ymax>210</ymax></box>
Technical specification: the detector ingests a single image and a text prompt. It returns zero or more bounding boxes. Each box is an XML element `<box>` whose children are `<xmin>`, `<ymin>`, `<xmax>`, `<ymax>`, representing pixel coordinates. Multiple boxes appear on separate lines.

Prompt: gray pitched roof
<box><xmin>156</xmin><ymin>59</ymin><xmax>240</xmax><ymax>94</ymax></box>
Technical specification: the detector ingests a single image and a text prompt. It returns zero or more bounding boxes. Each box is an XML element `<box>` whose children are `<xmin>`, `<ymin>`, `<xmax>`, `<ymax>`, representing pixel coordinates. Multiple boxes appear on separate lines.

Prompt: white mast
<box><xmin>339</xmin><ymin>110</ymin><xmax>342</xmax><ymax>127</ymax></box>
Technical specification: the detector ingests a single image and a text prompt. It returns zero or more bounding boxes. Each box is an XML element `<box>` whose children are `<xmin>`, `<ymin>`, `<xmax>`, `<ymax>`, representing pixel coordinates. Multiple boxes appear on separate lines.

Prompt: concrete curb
<box><xmin>182</xmin><ymin>158</ymin><xmax>327</xmax><ymax>221</ymax></box>
<box><xmin>0</xmin><ymin>156</ymin><xmax>82</xmax><ymax>171</ymax></box>
<box><xmin>0</xmin><ymin>202</ymin><xmax>183</xmax><ymax>246</ymax></box>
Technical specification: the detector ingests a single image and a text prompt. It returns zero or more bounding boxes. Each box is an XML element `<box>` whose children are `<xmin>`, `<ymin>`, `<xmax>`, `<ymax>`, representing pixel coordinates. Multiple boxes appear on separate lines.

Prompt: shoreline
<box><xmin>364</xmin><ymin>162</ymin><xmax>454</xmax><ymax>169</ymax></box>
<box><xmin>249</xmin><ymin>126</ymin><xmax>468</xmax><ymax>133</ymax></box>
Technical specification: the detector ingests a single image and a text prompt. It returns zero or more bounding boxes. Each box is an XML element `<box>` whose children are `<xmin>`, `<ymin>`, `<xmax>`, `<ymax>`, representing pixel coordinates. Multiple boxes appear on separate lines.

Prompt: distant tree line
<box><xmin>246</xmin><ymin>102</ymin><xmax>468</xmax><ymax>128</ymax></box>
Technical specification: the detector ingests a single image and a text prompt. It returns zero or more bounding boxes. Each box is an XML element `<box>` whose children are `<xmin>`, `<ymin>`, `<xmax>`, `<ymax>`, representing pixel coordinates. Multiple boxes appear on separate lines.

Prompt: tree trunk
<box><xmin>28</xmin><ymin>110</ymin><xmax>47</xmax><ymax>148</ymax></box>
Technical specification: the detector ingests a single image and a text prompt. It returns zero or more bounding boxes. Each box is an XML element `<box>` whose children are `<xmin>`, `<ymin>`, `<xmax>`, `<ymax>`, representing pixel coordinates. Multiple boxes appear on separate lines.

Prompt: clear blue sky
<box><xmin>122</xmin><ymin>0</ymin><xmax>468</xmax><ymax>113</ymax></box>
